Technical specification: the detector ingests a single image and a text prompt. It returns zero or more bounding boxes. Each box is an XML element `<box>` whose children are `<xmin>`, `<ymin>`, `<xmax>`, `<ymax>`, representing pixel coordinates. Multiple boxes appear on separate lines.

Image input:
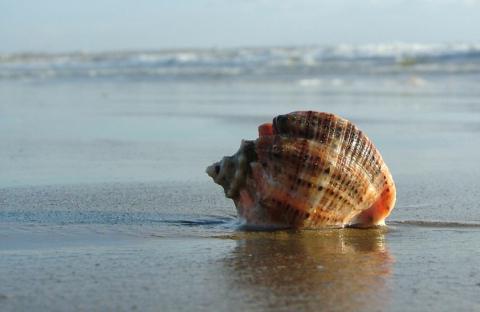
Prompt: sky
<box><xmin>1</xmin><ymin>0</ymin><xmax>480</xmax><ymax>53</ymax></box>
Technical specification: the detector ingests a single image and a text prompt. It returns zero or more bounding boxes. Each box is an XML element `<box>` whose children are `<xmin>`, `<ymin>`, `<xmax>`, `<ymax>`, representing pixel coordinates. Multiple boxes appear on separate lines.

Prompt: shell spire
<box><xmin>206</xmin><ymin>111</ymin><xmax>396</xmax><ymax>228</ymax></box>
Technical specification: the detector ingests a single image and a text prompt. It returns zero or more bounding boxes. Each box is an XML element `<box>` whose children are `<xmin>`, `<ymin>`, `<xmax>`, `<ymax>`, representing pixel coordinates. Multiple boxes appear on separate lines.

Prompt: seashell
<box><xmin>206</xmin><ymin>111</ymin><xmax>396</xmax><ymax>228</ymax></box>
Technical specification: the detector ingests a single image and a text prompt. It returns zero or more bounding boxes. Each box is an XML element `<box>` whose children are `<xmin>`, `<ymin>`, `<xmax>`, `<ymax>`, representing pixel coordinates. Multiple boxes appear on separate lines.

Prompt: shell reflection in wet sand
<box><xmin>221</xmin><ymin>228</ymin><xmax>393</xmax><ymax>312</ymax></box>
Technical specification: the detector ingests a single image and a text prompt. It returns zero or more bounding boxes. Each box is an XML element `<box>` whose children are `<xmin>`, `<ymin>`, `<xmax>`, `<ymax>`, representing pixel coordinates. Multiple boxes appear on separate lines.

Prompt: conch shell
<box><xmin>206</xmin><ymin>111</ymin><xmax>396</xmax><ymax>228</ymax></box>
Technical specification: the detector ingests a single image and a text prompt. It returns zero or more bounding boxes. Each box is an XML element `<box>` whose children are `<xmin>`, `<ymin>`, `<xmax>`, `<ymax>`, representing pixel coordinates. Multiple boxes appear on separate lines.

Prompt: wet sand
<box><xmin>2</xmin><ymin>79</ymin><xmax>480</xmax><ymax>311</ymax></box>
<box><xmin>1</xmin><ymin>181</ymin><xmax>480</xmax><ymax>312</ymax></box>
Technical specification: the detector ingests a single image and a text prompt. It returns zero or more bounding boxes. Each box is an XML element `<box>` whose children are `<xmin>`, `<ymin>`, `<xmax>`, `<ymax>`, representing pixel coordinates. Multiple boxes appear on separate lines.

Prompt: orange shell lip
<box><xmin>258</xmin><ymin>123</ymin><xmax>274</xmax><ymax>137</ymax></box>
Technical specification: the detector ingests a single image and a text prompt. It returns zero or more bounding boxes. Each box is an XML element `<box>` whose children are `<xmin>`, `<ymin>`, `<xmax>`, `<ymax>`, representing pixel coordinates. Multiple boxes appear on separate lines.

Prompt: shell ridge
<box><xmin>307</xmin><ymin>115</ymin><xmax>346</xmax><ymax>225</ymax></box>
<box><xmin>291</xmin><ymin>111</ymin><xmax>313</xmax><ymax>194</ymax></box>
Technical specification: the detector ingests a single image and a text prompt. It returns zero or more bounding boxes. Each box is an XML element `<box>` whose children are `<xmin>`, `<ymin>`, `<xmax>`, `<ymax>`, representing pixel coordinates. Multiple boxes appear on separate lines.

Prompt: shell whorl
<box><xmin>207</xmin><ymin>111</ymin><xmax>396</xmax><ymax>228</ymax></box>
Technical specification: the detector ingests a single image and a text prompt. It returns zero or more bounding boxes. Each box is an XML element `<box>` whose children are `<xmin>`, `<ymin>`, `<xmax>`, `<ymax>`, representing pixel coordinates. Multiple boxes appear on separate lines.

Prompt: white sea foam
<box><xmin>1</xmin><ymin>43</ymin><xmax>479</xmax><ymax>81</ymax></box>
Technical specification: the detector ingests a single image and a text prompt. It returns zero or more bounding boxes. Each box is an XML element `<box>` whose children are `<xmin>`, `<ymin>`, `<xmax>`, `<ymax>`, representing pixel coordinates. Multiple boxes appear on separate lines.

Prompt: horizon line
<box><xmin>2</xmin><ymin>41</ymin><xmax>480</xmax><ymax>56</ymax></box>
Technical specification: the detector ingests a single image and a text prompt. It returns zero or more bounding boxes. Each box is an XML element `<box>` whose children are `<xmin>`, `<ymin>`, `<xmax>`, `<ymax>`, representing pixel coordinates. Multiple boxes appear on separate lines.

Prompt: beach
<box><xmin>2</xmin><ymin>45</ymin><xmax>480</xmax><ymax>311</ymax></box>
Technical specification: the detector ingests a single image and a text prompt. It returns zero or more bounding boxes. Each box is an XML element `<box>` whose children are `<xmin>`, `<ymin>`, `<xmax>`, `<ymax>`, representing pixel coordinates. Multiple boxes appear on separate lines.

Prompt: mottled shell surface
<box><xmin>206</xmin><ymin>111</ymin><xmax>396</xmax><ymax>228</ymax></box>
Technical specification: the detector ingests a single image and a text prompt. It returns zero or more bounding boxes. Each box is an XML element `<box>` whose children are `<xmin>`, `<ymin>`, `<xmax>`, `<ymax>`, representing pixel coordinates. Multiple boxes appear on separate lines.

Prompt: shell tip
<box><xmin>206</xmin><ymin>163</ymin><xmax>219</xmax><ymax>178</ymax></box>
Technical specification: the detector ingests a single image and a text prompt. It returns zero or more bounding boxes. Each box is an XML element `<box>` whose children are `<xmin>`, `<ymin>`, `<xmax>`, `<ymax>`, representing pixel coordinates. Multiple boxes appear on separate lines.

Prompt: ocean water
<box><xmin>1</xmin><ymin>44</ymin><xmax>480</xmax><ymax>311</ymax></box>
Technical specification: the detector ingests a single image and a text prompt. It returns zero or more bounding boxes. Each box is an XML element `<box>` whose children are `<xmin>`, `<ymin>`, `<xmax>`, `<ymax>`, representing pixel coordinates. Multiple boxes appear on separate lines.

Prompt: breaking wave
<box><xmin>2</xmin><ymin>43</ymin><xmax>480</xmax><ymax>81</ymax></box>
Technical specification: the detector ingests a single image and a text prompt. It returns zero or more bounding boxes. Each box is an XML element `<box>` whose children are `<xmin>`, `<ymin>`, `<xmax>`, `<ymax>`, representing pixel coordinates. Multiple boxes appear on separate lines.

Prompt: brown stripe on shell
<box><xmin>256</xmin><ymin>136</ymin><xmax>332</xmax><ymax>207</ymax></box>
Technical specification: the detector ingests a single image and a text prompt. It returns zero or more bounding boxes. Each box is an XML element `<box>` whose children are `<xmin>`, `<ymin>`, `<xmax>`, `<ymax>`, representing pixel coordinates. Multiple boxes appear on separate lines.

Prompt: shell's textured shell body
<box><xmin>206</xmin><ymin>111</ymin><xmax>396</xmax><ymax>228</ymax></box>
